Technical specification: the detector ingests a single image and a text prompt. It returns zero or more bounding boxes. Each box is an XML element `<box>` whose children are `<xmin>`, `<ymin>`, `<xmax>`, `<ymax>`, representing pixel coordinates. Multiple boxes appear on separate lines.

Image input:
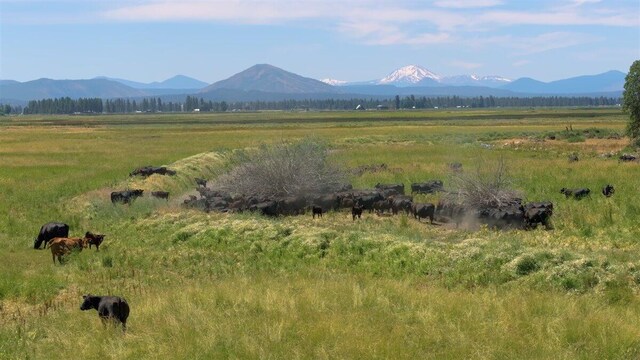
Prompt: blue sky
<box><xmin>1</xmin><ymin>0</ymin><xmax>638</xmax><ymax>83</ymax></box>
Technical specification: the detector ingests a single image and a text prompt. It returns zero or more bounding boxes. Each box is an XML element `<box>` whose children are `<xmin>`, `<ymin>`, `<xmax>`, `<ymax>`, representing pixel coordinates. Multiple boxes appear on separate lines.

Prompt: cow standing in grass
<box><xmin>34</xmin><ymin>222</ymin><xmax>69</xmax><ymax>249</ymax></box>
<box><xmin>80</xmin><ymin>295</ymin><xmax>130</xmax><ymax>331</ymax></box>
<box><xmin>84</xmin><ymin>232</ymin><xmax>105</xmax><ymax>251</ymax></box>
<box><xmin>47</xmin><ymin>237</ymin><xmax>88</xmax><ymax>264</ymax></box>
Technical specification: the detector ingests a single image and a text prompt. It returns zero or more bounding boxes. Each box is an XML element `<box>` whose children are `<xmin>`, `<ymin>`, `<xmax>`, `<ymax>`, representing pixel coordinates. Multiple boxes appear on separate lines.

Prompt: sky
<box><xmin>1</xmin><ymin>0</ymin><xmax>639</xmax><ymax>84</ymax></box>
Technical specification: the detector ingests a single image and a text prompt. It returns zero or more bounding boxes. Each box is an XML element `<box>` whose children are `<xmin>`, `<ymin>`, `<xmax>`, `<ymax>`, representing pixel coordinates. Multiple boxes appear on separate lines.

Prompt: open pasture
<box><xmin>1</xmin><ymin>108</ymin><xmax>640</xmax><ymax>359</ymax></box>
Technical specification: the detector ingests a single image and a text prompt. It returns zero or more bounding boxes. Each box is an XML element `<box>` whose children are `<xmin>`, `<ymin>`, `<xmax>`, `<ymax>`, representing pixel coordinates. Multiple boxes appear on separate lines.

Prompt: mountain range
<box><xmin>0</xmin><ymin>64</ymin><xmax>626</xmax><ymax>105</ymax></box>
<box><xmin>323</xmin><ymin>65</ymin><xmax>513</xmax><ymax>88</ymax></box>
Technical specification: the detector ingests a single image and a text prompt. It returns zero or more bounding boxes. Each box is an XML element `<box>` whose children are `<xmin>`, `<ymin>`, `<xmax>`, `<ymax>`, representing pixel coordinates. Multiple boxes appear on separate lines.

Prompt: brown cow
<box><xmin>47</xmin><ymin>237</ymin><xmax>88</xmax><ymax>264</ymax></box>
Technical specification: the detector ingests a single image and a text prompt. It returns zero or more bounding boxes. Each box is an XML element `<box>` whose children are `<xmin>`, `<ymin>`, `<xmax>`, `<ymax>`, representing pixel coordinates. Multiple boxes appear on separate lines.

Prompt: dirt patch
<box><xmin>497</xmin><ymin>137</ymin><xmax>628</xmax><ymax>153</ymax></box>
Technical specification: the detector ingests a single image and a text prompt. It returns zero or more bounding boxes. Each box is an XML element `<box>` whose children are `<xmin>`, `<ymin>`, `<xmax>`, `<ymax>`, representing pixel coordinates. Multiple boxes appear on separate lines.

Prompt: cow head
<box><xmin>80</xmin><ymin>295</ymin><xmax>97</xmax><ymax>310</ymax></box>
<box><xmin>559</xmin><ymin>188</ymin><xmax>568</xmax><ymax>195</ymax></box>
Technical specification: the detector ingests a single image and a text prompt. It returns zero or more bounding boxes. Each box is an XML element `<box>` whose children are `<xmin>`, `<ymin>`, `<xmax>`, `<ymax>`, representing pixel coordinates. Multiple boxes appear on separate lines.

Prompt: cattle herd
<box><xmin>179</xmin><ymin>176</ymin><xmax>615</xmax><ymax>231</ymax></box>
<box><xmin>32</xmin><ymin>163</ymin><xmax>619</xmax><ymax>330</ymax></box>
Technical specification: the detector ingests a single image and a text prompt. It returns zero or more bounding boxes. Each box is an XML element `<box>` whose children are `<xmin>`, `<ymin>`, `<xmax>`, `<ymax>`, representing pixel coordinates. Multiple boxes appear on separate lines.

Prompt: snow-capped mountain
<box><xmin>378</xmin><ymin>65</ymin><xmax>441</xmax><ymax>86</ymax></box>
<box><xmin>440</xmin><ymin>74</ymin><xmax>512</xmax><ymax>87</ymax></box>
<box><xmin>321</xmin><ymin>78</ymin><xmax>348</xmax><ymax>86</ymax></box>
<box><xmin>318</xmin><ymin>65</ymin><xmax>513</xmax><ymax>88</ymax></box>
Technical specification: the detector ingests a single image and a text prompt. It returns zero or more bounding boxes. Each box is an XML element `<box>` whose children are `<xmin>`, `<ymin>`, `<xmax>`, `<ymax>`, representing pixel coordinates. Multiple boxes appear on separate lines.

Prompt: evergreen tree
<box><xmin>623</xmin><ymin>60</ymin><xmax>640</xmax><ymax>146</ymax></box>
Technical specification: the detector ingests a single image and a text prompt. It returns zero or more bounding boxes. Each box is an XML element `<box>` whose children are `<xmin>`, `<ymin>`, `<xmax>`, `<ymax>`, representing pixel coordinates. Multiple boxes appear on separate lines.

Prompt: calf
<box><xmin>47</xmin><ymin>237</ymin><xmax>87</xmax><ymax>264</ymax></box>
<box><xmin>312</xmin><ymin>206</ymin><xmax>323</xmax><ymax>219</ymax></box>
<box><xmin>602</xmin><ymin>184</ymin><xmax>615</xmax><ymax>197</ymax></box>
<box><xmin>151</xmin><ymin>191</ymin><xmax>170</xmax><ymax>200</ymax></box>
<box><xmin>34</xmin><ymin>222</ymin><xmax>69</xmax><ymax>249</ymax></box>
<box><xmin>80</xmin><ymin>295</ymin><xmax>130</xmax><ymax>331</ymax></box>
<box><xmin>84</xmin><ymin>231</ymin><xmax>105</xmax><ymax>251</ymax></box>
<box><xmin>560</xmin><ymin>188</ymin><xmax>590</xmax><ymax>199</ymax></box>
<box><xmin>352</xmin><ymin>205</ymin><xmax>363</xmax><ymax>221</ymax></box>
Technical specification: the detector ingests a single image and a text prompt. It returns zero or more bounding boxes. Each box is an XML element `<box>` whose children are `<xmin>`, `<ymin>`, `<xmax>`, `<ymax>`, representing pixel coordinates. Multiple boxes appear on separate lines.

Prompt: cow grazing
<box><xmin>560</xmin><ymin>188</ymin><xmax>591</xmax><ymax>199</ymax></box>
<box><xmin>84</xmin><ymin>232</ymin><xmax>105</xmax><ymax>251</ymax></box>
<box><xmin>411</xmin><ymin>180</ymin><xmax>444</xmax><ymax>194</ymax></box>
<box><xmin>312</xmin><ymin>206</ymin><xmax>323</xmax><ymax>219</ymax></box>
<box><xmin>352</xmin><ymin>205</ymin><xmax>363</xmax><ymax>221</ymax></box>
<box><xmin>80</xmin><ymin>295</ymin><xmax>130</xmax><ymax>331</ymax></box>
<box><xmin>602</xmin><ymin>184</ymin><xmax>615</xmax><ymax>197</ymax></box>
<box><xmin>48</xmin><ymin>237</ymin><xmax>87</xmax><ymax>264</ymax></box>
<box><xmin>34</xmin><ymin>222</ymin><xmax>69</xmax><ymax>249</ymax></box>
<box><xmin>130</xmin><ymin>166</ymin><xmax>176</xmax><ymax>178</ymax></box>
<box><xmin>375</xmin><ymin>183</ymin><xmax>405</xmax><ymax>195</ymax></box>
<box><xmin>194</xmin><ymin>177</ymin><xmax>207</xmax><ymax>187</ymax></box>
<box><xmin>111</xmin><ymin>189</ymin><xmax>144</xmax><ymax>204</ymax></box>
<box><xmin>412</xmin><ymin>203</ymin><xmax>435</xmax><ymax>224</ymax></box>
<box><xmin>151</xmin><ymin>191</ymin><xmax>169</xmax><ymax>200</ymax></box>
<box><xmin>619</xmin><ymin>154</ymin><xmax>637</xmax><ymax>162</ymax></box>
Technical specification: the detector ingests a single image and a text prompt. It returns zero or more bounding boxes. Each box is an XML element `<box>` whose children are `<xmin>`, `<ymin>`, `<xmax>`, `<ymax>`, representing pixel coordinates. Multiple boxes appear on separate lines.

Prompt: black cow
<box><xmin>375</xmin><ymin>183</ymin><xmax>405</xmax><ymax>195</ymax></box>
<box><xmin>151</xmin><ymin>191</ymin><xmax>170</xmax><ymax>200</ymax></box>
<box><xmin>84</xmin><ymin>231</ymin><xmax>105</xmax><ymax>251</ymax></box>
<box><xmin>111</xmin><ymin>189</ymin><xmax>144</xmax><ymax>204</ymax></box>
<box><xmin>354</xmin><ymin>193</ymin><xmax>384</xmax><ymax>213</ymax></box>
<box><xmin>391</xmin><ymin>196</ymin><xmax>413</xmax><ymax>215</ymax></box>
<box><xmin>524</xmin><ymin>207</ymin><xmax>553</xmax><ymax>230</ymax></box>
<box><xmin>373</xmin><ymin>199</ymin><xmax>392</xmax><ymax>214</ymax></box>
<box><xmin>560</xmin><ymin>188</ymin><xmax>591</xmax><ymax>199</ymax></box>
<box><xmin>412</xmin><ymin>203</ymin><xmax>435</xmax><ymax>223</ymax></box>
<box><xmin>602</xmin><ymin>184</ymin><xmax>615</xmax><ymax>197</ymax></box>
<box><xmin>250</xmin><ymin>201</ymin><xmax>280</xmax><ymax>217</ymax></box>
<box><xmin>411</xmin><ymin>180</ymin><xmax>444</xmax><ymax>194</ymax></box>
<box><xmin>279</xmin><ymin>196</ymin><xmax>306</xmax><ymax>216</ymax></box>
<box><xmin>34</xmin><ymin>222</ymin><xmax>69</xmax><ymax>249</ymax></box>
<box><xmin>619</xmin><ymin>154</ymin><xmax>637</xmax><ymax>162</ymax></box>
<box><xmin>477</xmin><ymin>207</ymin><xmax>525</xmax><ymax>230</ymax></box>
<box><xmin>311</xmin><ymin>194</ymin><xmax>340</xmax><ymax>212</ymax></box>
<box><xmin>130</xmin><ymin>166</ymin><xmax>176</xmax><ymax>177</ymax></box>
<box><xmin>352</xmin><ymin>205</ymin><xmax>363</xmax><ymax>221</ymax></box>
<box><xmin>80</xmin><ymin>295</ymin><xmax>130</xmax><ymax>331</ymax></box>
<box><xmin>194</xmin><ymin>177</ymin><xmax>207</xmax><ymax>187</ymax></box>
<box><xmin>312</xmin><ymin>206</ymin><xmax>323</xmax><ymax>219</ymax></box>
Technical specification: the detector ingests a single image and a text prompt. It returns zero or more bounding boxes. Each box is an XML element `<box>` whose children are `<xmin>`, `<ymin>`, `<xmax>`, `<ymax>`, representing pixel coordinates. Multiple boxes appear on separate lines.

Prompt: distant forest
<box><xmin>1</xmin><ymin>94</ymin><xmax>621</xmax><ymax>115</ymax></box>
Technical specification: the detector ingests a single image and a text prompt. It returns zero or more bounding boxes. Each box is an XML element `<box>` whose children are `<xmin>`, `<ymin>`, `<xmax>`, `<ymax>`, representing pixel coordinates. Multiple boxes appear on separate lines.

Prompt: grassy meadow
<box><xmin>1</xmin><ymin>108</ymin><xmax>640</xmax><ymax>359</ymax></box>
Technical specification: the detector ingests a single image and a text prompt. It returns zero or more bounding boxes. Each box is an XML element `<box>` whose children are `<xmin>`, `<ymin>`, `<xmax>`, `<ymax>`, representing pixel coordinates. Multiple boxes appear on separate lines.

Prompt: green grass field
<box><xmin>1</xmin><ymin>108</ymin><xmax>640</xmax><ymax>359</ymax></box>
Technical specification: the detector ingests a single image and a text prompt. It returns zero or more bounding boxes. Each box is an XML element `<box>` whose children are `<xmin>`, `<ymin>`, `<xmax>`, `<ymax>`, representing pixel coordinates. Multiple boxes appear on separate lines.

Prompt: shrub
<box><xmin>446</xmin><ymin>156</ymin><xmax>522</xmax><ymax>210</ymax></box>
<box><xmin>212</xmin><ymin>138</ymin><xmax>347</xmax><ymax>198</ymax></box>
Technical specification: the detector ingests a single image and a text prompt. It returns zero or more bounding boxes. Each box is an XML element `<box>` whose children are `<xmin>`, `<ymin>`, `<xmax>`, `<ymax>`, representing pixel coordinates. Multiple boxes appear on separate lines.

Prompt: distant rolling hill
<box><xmin>0</xmin><ymin>78</ymin><xmax>147</xmax><ymax>101</ymax></box>
<box><xmin>0</xmin><ymin>78</ymin><xmax>201</xmax><ymax>103</ymax></box>
<box><xmin>502</xmin><ymin>71</ymin><xmax>625</xmax><ymax>94</ymax></box>
<box><xmin>95</xmin><ymin>75</ymin><xmax>209</xmax><ymax>90</ymax></box>
<box><xmin>200</xmin><ymin>64</ymin><xmax>336</xmax><ymax>94</ymax></box>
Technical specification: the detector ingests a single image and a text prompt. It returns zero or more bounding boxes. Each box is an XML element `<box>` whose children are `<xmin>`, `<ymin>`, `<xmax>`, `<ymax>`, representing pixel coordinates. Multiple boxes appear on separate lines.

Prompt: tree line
<box><xmin>12</xmin><ymin>94</ymin><xmax>621</xmax><ymax>115</ymax></box>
